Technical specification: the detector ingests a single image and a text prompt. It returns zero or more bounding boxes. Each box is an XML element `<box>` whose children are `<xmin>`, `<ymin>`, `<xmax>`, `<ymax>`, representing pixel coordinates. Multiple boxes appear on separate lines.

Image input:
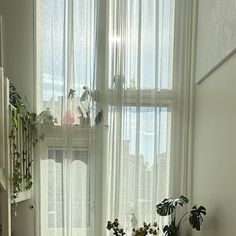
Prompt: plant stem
<box><xmin>177</xmin><ymin>211</ymin><xmax>190</xmax><ymax>229</ymax></box>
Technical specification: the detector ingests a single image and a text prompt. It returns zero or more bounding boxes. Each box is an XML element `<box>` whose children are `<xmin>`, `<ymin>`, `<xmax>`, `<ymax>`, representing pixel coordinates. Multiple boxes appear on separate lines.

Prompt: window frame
<box><xmin>37</xmin><ymin>125</ymin><xmax>95</xmax><ymax>236</ymax></box>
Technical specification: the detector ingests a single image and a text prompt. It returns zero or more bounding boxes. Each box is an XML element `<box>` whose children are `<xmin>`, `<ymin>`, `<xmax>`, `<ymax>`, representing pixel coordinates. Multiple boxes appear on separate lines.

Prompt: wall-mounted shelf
<box><xmin>11</xmin><ymin>190</ymin><xmax>31</xmax><ymax>204</ymax></box>
<box><xmin>40</xmin><ymin>124</ymin><xmax>92</xmax><ymax>148</ymax></box>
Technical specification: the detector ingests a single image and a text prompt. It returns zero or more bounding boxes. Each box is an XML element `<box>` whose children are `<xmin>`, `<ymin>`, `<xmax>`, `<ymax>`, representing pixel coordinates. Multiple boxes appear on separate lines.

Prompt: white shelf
<box><xmin>11</xmin><ymin>190</ymin><xmax>31</xmax><ymax>204</ymax></box>
<box><xmin>40</xmin><ymin>123</ymin><xmax>92</xmax><ymax>137</ymax></box>
<box><xmin>40</xmin><ymin>124</ymin><xmax>92</xmax><ymax>148</ymax></box>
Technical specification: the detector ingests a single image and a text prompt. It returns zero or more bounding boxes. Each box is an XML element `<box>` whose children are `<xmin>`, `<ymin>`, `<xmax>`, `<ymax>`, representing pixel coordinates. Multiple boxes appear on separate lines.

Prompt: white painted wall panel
<box><xmin>0</xmin><ymin>0</ymin><xmax>35</xmax><ymax>236</ymax></box>
<box><xmin>193</xmin><ymin>51</ymin><xmax>236</xmax><ymax>236</ymax></box>
<box><xmin>195</xmin><ymin>0</ymin><xmax>236</xmax><ymax>83</ymax></box>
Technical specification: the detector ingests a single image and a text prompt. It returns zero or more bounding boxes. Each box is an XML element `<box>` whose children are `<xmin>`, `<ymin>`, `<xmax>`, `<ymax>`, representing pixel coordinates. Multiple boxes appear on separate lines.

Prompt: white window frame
<box><xmin>36</xmin><ymin>125</ymin><xmax>95</xmax><ymax>236</ymax></box>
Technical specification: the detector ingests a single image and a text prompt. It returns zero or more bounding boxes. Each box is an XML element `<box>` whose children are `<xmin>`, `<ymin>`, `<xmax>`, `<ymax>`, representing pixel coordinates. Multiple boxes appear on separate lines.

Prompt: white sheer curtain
<box><xmin>36</xmin><ymin>0</ymin><xmax>191</xmax><ymax>235</ymax></box>
<box><xmin>37</xmin><ymin>0</ymin><xmax>97</xmax><ymax>236</ymax></box>
<box><xmin>102</xmin><ymin>0</ymin><xmax>175</xmax><ymax>233</ymax></box>
<box><xmin>37</xmin><ymin>0</ymin><xmax>96</xmax><ymax>122</ymax></box>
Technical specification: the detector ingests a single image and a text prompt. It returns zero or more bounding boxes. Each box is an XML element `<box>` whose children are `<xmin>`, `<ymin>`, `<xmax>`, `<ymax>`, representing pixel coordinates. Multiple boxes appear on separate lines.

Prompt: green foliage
<box><xmin>156</xmin><ymin>195</ymin><xmax>188</xmax><ymax>216</ymax></box>
<box><xmin>67</xmin><ymin>88</ymin><xmax>76</xmax><ymax>99</ymax></box>
<box><xmin>9</xmin><ymin>83</ymin><xmax>38</xmax><ymax>198</ymax></box>
<box><xmin>156</xmin><ymin>196</ymin><xmax>206</xmax><ymax>235</ymax></box>
<box><xmin>107</xmin><ymin>219</ymin><xmax>125</xmax><ymax>236</ymax></box>
<box><xmin>107</xmin><ymin>219</ymin><xmax>159</xmax><ymax>236</ymax></box>
<box><xmin>12</xmin><ymin>170</ymin><xmax>22</xmax><ymax>192</ymax></box>
<box><xmin>67</xmin><ymin>86</ymin><xmax>94</xmax><ymax>119</ymax></box>
<box><xmin>132</xmin><ymin>222</ymin><xmax>159</xmax><ymax>236</ymax></box>
<box><xmin>189</xmin><ymin>205</ymin><xmax>206</xmax><ymax>231</ymax></box>
<box><xmin>163</xmin><ymin>220</ymin><xmax>179</xmax><ymax>236</ymax></box>
<box><xmin>106</xmin><ymin>196</ymin><xmax>206</xmax><ymax>236</ymax></box>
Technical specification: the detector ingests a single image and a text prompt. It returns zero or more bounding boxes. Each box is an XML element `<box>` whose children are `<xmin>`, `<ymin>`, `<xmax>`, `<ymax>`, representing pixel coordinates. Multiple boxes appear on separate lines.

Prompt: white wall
<box><xmin>192</xmin><ymin>1</ymin><xmax>236</xmax><ymax>235</ymax></box>
<box><xmin>0</xmin><ymin>0</ymin><xmax>35</xmax><ymax>109</ymax></box>
<box><xmin>0</xmin><ymin>0</ymin><xmax>35</xmax><ymax>236</ymax></box>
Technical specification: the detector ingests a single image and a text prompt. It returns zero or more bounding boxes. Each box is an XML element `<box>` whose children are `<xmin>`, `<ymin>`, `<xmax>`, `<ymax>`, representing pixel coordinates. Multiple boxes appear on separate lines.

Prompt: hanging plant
<box><xmin>9</xmin><ymin>83</ymin><xmax>38</xmax><ymax>198</ymax></box>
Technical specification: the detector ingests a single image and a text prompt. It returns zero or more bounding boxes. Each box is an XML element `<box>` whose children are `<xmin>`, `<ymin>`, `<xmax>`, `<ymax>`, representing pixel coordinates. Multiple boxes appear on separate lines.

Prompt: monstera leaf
<box><xmin>156</xmin><ymin>195</ymin><xmax>189</xmax><ymax>216</ymax></box>
<box><xmin>189</xmin><ymin>205</ymin><xmax>206</xmax><ymax>231</ymax></box>
<box><xmin>163</xmin><ymin>220</ymin><xmax>178</xmax><ymax>236</ymax></box>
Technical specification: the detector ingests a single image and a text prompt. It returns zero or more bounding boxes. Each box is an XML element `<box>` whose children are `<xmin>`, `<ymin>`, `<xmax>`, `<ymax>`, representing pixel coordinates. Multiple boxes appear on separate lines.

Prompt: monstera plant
<box><xmin>156</xmin><ymin>195</ymin><xmax>206</xmax><ymax>236</ymax></box>
<box><xmin>107</xmin><ymin>196</ymin><xmax>206</xmax><ymax>236</ymax></box>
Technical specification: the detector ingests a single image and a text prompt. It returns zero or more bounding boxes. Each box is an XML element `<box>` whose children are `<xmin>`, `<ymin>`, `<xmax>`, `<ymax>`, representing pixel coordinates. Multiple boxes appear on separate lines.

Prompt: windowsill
<box><xmin>38</xmin><ymin>124</ymin><xmax>93</xmax><ymax>148</ymax></box>
<box><xmin>39</xmin><ymin>124</ymin><xmax>92</xmax><ymax>137</ymax></box>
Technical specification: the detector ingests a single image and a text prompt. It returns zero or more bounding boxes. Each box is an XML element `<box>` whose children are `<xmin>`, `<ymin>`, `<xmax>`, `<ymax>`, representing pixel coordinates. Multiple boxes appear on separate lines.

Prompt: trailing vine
<box><xmin>9</xmin><ymin>83</ymin><xmax>37</xmax><ymax>198</ymax></box>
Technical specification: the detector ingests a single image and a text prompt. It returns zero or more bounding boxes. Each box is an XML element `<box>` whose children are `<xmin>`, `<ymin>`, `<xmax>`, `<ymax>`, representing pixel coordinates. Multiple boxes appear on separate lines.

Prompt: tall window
<box><xmin>103</xmin><ymin>0</ymin><xmax>175</xmax><ymax>229</ymax></box>
<box><xmin>37</xmin><ymin>0</ymin><xmax>190</xmax><ymax>235</ymax></box>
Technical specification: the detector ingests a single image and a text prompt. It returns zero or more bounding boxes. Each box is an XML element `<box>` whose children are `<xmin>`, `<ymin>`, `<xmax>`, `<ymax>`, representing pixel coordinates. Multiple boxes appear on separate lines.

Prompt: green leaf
<box><xmin>14</xmin><ymin>152</ymin><xmax>20</xmax><ymax>158</ymax></box>
<box><xmin>26</xmin><ymin>181</ymin><xmax>33</xmax><ymax>190</ymax></box>
<box><xmin>30</xmin><ymin>112</ymin><xmax>37</xmax><ymax>121</ymax></box>
<box><xmin>67</xmin><ymin>89</ymin><xmax>76</xmax><ymax>99</ymax></box>
<box><xmin>12</xmin><ymin>118</ymin><xmax>18</xmax><ymax>128</ymax></box>
<box><xmin>80</xmin><ymin>92</ymin><xmax>87</xmax><ymax>101</ymax></box>
<box><xmin>156</xmin><ymin>196</ymin><xmax>189</xmax><ymax>216</ymax></box>
<box><xmin>163</xmin><ymin>221</ymin><xmax>178</xmax><ymax>236</ymax></box>
<box><xmin>189</xmin><ymin>205</ymin><xmax>206</xmax><ymax>231</ymax></box>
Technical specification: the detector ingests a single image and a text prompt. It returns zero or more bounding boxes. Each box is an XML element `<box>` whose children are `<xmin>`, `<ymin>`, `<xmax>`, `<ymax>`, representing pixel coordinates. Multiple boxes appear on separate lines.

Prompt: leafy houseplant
<box><xmin>9</xmin><ymin>83</ymin><xmax>38</xmax><ymax>201</ymax></box>
<box><xmin>67</xmin><ymin>86</ymin><xmax>103</xmax><ymax>125</ymax></box>
<box><xmin>67</xmin><ymin>87</ymin><xmax>93</xmax><ymax>125</ymax></box>
<box><xmin>107</xmin><ymin>196</ymin><xmax>206</xmax><ymax>236</ymax></box>
<box><xmin>107</xmin><ymin>219</ymin><xmax>125</xmax><ymax>236</ymax></box>
<box><xmin>107</xmin><ymin>219</ymin><xmax>159</xmax><ymax>236</ymax></box>
<box><xmin>156</xmin><ymin>195</ymin><xmax>206</xmax><ymax>236</ymax></box>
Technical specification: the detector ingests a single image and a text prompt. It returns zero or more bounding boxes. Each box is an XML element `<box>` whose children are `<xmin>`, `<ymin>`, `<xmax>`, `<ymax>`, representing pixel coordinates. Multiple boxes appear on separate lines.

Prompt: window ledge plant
<box><xmin>107</xmin><ymin>195</ymin><xmax>206</xmax><ymax>236</ymax></box>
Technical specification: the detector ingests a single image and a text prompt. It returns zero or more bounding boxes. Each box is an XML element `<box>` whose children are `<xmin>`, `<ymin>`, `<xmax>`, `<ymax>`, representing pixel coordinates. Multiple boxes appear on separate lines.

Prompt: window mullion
<box><xmin>105</xmin><ymin>89</ymin><xmax>176</xmax><ymax>107</ymax></box>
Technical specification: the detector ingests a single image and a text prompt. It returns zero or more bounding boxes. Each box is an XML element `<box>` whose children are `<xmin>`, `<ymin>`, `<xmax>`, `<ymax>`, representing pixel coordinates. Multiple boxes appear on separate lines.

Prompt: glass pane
<box><xmin>73</xmin><ymin>0</ymin><xmax>96</xmax><ymax>93</ymax></box>
<box><xmin>41</xmin><ymin>0</ymin><xmax>65</xmax><ymax>101</ymax></box>
<box><xmin>108</xmin><ymin>0</ymin><xmax>175</xmax><ymax>90</ymax></box>
<box><xmin>71</xmin><ymin>150</ymin><xmax>90</xmax><ymax>229</ymax></box>
<box><xmin>41</xmin><ymin>148</ymin><xmax>90</xmax><ymax>235</ymax></box>
<box><xmin>47</xmin><ymin>150</ymin><xmax>64</xmax><ymax>229</ymax></box>
<box><xmin>39</xmin><ymin>0</ymin><xmax>96</xmax><ymax>124</ymax></box>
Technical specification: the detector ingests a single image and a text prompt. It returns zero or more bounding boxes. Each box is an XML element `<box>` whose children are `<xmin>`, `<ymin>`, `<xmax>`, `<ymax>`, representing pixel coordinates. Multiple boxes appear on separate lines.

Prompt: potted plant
<box><xmin>107</xmin><ymin>219</ymin><xmax>159</xmax><ymax>236</ymax></box>
<box><xmin>67</xmin><ymin>86</ymin><xmax>93</xmax><ymax>125</ymax></box>
<box><xmin>156</xmin><ymin>195</ymin><xmax>206</xmax><ymax>236</ymax></box>
<box><xmin>107</xmin><ymin>195</ymin><xmax>206</xmax><ymax>236</ymax></box>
